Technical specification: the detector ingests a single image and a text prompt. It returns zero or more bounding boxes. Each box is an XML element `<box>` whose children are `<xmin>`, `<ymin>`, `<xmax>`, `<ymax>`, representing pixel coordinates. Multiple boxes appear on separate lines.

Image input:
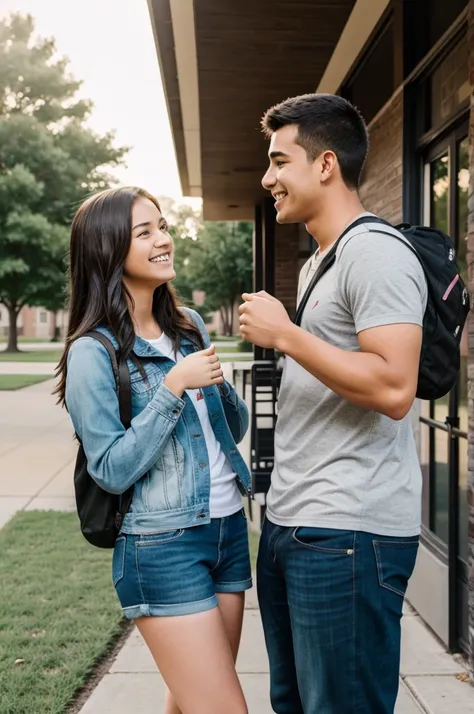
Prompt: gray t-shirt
<box><xmin>266</xmin><ymin>218</ymin><xmax>428</xmax><ymax>537</ymax></box>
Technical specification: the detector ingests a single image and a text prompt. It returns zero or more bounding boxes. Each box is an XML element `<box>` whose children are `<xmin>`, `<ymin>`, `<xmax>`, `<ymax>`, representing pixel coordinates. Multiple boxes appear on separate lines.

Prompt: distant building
<box><xmin>0</xmin><ymin>306</ymin><xmax>68</xmax><ymax>340</ymax></box>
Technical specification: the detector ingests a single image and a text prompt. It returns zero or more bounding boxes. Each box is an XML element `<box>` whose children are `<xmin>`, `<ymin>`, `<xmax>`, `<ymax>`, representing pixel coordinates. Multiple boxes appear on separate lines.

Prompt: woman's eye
<box><xmin>160</xmin><ymin>223</ymin><xmax>169</xmax><ymax>232</ymax></box>
<box><xmin>138</xmin><ymin>230</ymin><xmax>150</xmax><ymax>238</ymax></box>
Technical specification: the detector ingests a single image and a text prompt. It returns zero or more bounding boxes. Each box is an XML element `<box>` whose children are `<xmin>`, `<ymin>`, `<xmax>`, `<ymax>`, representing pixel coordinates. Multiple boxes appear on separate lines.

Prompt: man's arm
<box><xmin>276</xmin><ymin>321</ymin><xmax>421</xmax><ymax>420</ymax></box>
<box><xmin>239</xmin><ymin>232</ymin><xmax>426</xmax><ymax>420</ymax></box>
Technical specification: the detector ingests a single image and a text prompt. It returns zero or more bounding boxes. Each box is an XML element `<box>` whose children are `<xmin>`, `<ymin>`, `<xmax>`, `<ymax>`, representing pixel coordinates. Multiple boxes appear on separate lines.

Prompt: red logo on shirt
<box><xmin>197</xmin><ymin>390</ymin><xmax>204</xmax><ymax>401</ymax></box>
<box><xmin>312</xmin><ymin>300</ymin><xmax>319</xmax><ymax>309</ymax></box>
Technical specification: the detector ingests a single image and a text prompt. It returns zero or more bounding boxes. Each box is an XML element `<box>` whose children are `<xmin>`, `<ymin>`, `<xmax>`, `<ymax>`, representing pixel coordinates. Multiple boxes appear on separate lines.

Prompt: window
<box><xmin>405</xmin><ymin>0</ymin><xmax>468</xmax><ymax>77</ymax></box>
<box><xmin>420</xmin><ymin>125</ymin><xmax>468</xmax><ymax>557</ymax></box>
<box><xmin>341</xmin><ymin>20</ymin><xmax>394</xmax><ymax>125</ymax></box>
<box><xmin>39</xmin><ymin>311</ymin><xmax>48</xmax><ymax>324</ymax></box>
<box><xmin>431</xmin><ymin>40</ymin><xmax>470</xmax><ymax>132</ymax></box>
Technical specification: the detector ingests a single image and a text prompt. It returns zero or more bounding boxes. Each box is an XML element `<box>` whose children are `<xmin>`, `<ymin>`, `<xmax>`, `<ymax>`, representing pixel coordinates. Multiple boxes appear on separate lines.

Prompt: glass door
<box><xmin>420</xmin><ymin>123</ymin><xmax>468</xmax><ymax>652</ymax></box>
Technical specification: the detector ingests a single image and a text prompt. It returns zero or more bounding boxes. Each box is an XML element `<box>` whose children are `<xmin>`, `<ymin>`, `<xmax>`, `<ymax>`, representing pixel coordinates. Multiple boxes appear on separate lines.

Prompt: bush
<box><xmin>209</xmin><ymin>329</ymin><xmax>217</xmax><ymax>338</ymax></box>
<box><xmin>237</xmin><ymin>339</ymin><xmax>253</xmax><ymax>353</ymax></box>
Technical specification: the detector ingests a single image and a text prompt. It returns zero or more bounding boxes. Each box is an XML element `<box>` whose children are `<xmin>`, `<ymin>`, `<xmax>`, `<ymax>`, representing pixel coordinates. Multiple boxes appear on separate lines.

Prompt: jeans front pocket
<box><xmin>112</xmin><ymin>536</ymin><xmax>126</xmax><ymax>587</ymax></box>
<box><xmin>292</xmin><ymin>527</ymin><xmax>355</xmax><ymax>555</ymax></box>
<box><xmin>136</xmin><ymin>530</ymin><xmax>185</xmax><ymax>547</ymax></box>
<box><xmin>373</xmin><ymin>538</ymin><xmax>419</xmax><ymax>598</ymax></box>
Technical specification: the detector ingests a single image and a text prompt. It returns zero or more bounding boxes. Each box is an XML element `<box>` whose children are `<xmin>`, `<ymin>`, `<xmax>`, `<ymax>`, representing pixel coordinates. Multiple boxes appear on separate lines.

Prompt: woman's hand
<box><xmin>164</xmin><ymin>345</ymin><xmax>224</xmax><ymax>396</ymax></box>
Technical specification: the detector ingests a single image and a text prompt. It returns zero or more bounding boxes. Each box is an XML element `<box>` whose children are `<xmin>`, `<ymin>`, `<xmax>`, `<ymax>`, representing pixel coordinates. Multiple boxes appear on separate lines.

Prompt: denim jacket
<box><xmin>65</xmin><ymin>308</ymin><xmax>251</xmax><ymax>534</ymax></box>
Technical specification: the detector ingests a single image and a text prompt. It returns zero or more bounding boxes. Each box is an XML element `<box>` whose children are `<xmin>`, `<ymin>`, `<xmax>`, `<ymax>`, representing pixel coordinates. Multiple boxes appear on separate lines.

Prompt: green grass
<box><xmin>220</xmin><ymin>355</ymin><xmax>253</xmax><ymax>363</ymax></box>
<box><xmin>0</xmin><ymin>375</ymin><xmax>53</xmax><ymax>391</ymax></box>
<box><xmin>214</xmin><ymin>345</ymin><xmax>241</xmax><ymax>353</ymax></box>
<box><xmin>0</xmin><ymin>350</ymin><xmax>62</xmax><ymax>362</ymax></box>
<box><xmin>0</xmin><ymin>338</ymin><xmax>59</xmax><ymax>344</ymax></box>
<box><xmin>0</xmin><ymin>351</ymin><xmax>250</xmax><ymax>364</ymax></box>
<box><xmin>0</xmin><ymin>511</ymin><xmax>124</xmax><ymax>714</ymax></box>
<box><xmin>0</xmin><ymin>349</ymin><xmax>244</xmax><ymax>363</ymax></box>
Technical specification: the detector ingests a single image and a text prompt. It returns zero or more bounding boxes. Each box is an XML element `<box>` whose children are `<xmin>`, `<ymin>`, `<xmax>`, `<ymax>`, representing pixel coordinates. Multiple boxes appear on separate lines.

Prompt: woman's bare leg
<box><xmin>136</xmin><ymin>596</ymin><xmax>247</xmax><ymax>714</ymax></box>
<box><xmin>216</xmin><ymin>591</ymin><xmax>245</xmax><ymax>660</ymax></box>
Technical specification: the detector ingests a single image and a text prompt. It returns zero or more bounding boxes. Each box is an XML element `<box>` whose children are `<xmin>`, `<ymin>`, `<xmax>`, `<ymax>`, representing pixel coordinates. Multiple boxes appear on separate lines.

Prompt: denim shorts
<box><xmin>112</xmin><ymin>508</ymin><xmax>253</xmax><ymax>619</ymax></box>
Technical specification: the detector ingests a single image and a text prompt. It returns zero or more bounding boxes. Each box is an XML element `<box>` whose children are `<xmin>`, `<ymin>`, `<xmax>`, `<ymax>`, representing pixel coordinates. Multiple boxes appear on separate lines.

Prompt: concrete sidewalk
<box><xmin>0</xmin><ymin>361</ymin><xmax>58</xmax><ymax>375</ymax></box>
<box><xmin>1</xmin><ymin>377</ymin><xmax>474</xmax><ymax>713</ymax></box>
<box><xmin>77</xmin><ymin>588</ymin><xmax>473</xmax><ymax>714</ymax></box>
<box><xmin>0</xmin><ymin>377</ymin><xmax>76</xmax><ymax>528</ymax></box>
<box><xmin>0</xmin><ymin>359</ymin><xmax>246</xmax><ymax>375</ymax></box>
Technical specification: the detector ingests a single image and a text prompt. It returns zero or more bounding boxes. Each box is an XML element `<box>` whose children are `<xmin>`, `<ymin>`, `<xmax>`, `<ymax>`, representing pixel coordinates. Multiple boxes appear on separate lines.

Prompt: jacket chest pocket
<box><xmin>130</xmin><ymin>362</ymin><xmax>164</xmax><ymax>394</ymax></box>
<box><xmin>130</xmin><ymin>364</ymin><xmax>166</xmax><ymax>415</ymax></box>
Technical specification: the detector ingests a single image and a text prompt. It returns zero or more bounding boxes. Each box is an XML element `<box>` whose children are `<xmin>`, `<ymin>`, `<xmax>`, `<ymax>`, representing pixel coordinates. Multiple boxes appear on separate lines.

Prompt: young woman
<box><xmin>56</xmin><ymin>187</ymin><xmax>252</xmax><ymax>714</ymax></box>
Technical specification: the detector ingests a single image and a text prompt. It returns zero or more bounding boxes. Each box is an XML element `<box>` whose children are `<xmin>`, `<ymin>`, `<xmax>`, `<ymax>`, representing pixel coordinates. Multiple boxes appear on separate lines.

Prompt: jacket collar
<box><xmin>95</xmin><ymin>325</ymin><xmax>196</xmax><ymax>358</ymax></box>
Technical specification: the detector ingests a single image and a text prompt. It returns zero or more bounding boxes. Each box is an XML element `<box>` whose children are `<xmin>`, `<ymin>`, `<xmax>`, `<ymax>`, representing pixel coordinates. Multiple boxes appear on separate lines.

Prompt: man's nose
<box><xmin>262</xmin><ymin>167</ymin><xmax>276</xmax><ymax>191</ymax></box>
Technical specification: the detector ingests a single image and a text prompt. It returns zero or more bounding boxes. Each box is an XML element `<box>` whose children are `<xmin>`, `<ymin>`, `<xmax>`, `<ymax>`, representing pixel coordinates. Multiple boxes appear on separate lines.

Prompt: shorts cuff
<box><xmin>215</xmin><ymin>576</ymin><xmax>253</xmax><ymax>593</ymax></box>
<box><xmin>122</xmin><ymin>594</ymin><xmax>218</xmax><ymax>619</ymax></box>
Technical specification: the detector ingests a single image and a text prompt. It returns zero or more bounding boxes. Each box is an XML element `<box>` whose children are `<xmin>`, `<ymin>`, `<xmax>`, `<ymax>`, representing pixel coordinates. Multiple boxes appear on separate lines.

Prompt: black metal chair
<box><xmin>249</xmin><ymin>360</ymin><xmax>282</xmax><ymax>523</ymax></box>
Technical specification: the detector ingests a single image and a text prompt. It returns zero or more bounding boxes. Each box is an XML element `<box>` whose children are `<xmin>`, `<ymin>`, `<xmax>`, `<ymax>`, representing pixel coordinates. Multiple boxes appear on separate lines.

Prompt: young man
<box><xmin>239</xmin><ymin>94</ymin><xmax>426</xmax><ymax>714</ymax></box>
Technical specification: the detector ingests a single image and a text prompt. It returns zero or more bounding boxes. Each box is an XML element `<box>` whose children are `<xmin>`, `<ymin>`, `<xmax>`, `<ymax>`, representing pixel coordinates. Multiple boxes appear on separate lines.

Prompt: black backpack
<box><xmin>295</xmin><ymin>216</ymin><xmax>470</xmax><ymax>401</ymax></box>
<box><xmin>72</xmin><ymin>331</ymin><xmax>135</xmax><ymax>548</ymax></box>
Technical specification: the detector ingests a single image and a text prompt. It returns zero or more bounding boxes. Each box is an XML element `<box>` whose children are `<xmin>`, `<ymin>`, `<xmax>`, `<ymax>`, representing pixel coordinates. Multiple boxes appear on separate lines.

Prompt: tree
<box><xmin>155</xmin><ymin>198</ymin><xmax>253</xmax><ymax>335</ymax></box>
<box><xmin>0</xmin><ymin>14</ymin><xmax>127</xmax><ymax>350</ymax></box>
<box><xmin>188</xmin><ymin>221</ymin><xmax>253</xmax><ymax>335</ymax></box>
<box><xmin>163</xmin><ymin>198</ymin><xmax>202</xmax><ymax>304</ymax></box>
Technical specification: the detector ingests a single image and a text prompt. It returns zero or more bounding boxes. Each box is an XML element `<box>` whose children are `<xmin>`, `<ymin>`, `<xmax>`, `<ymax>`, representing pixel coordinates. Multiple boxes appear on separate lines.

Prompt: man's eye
<box><xmin>160</xmin><ymin>223</ymin><xmax>169</xmax><ymax>232</ymax></box>
<box><xmin>276</xmin><ymin>161</ymin><xmax>285</xmax><ymax>168</ymax></box>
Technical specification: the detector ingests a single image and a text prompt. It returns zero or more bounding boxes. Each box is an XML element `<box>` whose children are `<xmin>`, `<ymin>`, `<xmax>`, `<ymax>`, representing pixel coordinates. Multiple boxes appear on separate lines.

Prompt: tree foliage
<box><xmin>164</xmin><ymin>199</ymin><xmax>253</xmax><ymax>336</ymax></box>
<box><xmin>0</xmin><ymin>14</ymin><xmax>127</xmax><ymax>350</ymax></box>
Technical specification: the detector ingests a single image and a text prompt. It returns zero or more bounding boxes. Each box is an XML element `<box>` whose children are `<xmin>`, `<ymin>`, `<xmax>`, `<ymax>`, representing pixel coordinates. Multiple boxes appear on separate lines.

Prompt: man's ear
<box><xmin>319</xmin><ymin>150</ymin><xmax>338</xmax><ymax>184</ymax></box>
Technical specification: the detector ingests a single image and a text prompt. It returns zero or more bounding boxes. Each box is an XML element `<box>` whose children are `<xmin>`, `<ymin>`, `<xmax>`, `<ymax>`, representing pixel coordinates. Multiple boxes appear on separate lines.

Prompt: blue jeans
<box><xmin>257</xmin><ymin>519</ymin><xmax>419</xmax><ymax>714</ymax></box>
<box><xmin>114</xmin><ymin>509</ymin><xmax>252</xmax><ymax>619</ymax></box>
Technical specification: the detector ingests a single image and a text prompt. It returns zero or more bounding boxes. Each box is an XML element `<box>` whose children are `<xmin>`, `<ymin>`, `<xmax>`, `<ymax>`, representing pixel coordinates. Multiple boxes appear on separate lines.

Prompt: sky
<box><xmin>0</xmin><ymin>0</ymin><xmax>199</xmax><ymax>205</ymax></box>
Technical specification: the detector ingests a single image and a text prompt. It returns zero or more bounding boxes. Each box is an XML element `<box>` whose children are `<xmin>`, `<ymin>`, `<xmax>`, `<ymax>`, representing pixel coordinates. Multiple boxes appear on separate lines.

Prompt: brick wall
<box><xmin>272</xmin><ymin>93</ymin><xmax>403</xmax><ymax>318</ymax></box>
<box><xmin>274</xmin><ymin>222</ymin><xmax>300</xmax><ymax>317</ymax></box>
<box><xmin>359</xmin><ymin>92</ymin><xmax>404</xmax><ymax>224</ymax></box>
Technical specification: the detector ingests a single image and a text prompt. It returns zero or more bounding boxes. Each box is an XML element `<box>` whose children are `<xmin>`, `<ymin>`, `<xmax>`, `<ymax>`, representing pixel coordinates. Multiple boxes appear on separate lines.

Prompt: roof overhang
<box><xmin>149</xmin><ymin>0</ymin><xmax>390</xmax><ymax>219</ymax></box>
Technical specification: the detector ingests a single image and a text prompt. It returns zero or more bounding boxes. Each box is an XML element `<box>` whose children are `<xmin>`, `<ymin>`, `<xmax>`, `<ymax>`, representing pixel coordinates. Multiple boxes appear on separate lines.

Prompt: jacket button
<box><xmin>212</xmin><ymin>413</ymin><xmax>219</xmax><ymax>419</ymax></box>
<box><xmin>199</xmin><ymin>463</ymin><xmax>206</xmax><ymax>468</ymax></box>
<box><xmin>197</xmin><ymin>513</ymin><xmax>205</xmax><ymax>519</ymax></box>
<box><xmin>193</xmin><ymin>434</ymin><xmax>201</xmax><ymax>438</ymax></box>
<box><xmin>229</xmin><ymin>449</ymin><xmax>236</xmax><ymax>454</ymax></box>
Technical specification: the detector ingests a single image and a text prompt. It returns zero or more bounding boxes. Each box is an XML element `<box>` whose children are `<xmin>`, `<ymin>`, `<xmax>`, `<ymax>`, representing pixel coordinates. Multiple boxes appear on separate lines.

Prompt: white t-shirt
<box><xmin>146</xmin><ymin>333</ymin><xmax>242</xmax><ymax>518</ymax></box>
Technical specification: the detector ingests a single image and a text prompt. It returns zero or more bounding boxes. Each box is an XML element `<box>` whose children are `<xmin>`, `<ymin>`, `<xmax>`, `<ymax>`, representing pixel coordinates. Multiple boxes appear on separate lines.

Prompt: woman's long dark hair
<box><xmin>55</xmin><ymin>186</ymin><xmax>204</xmax><ymax>406</ymax></box>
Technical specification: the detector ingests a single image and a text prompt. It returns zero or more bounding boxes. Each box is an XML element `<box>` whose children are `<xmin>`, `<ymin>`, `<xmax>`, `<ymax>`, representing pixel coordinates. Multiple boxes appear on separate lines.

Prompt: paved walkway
<box><xmin>76</xmin><ymin>597</ymin><xmax>473</xmax><ymax>714</ymax></box>
<box><xmin>0</xmin><ymin>377</ymin><xmax>76</xmax><ymax>528</ymax></box>
<box><xmin>0</xmin><ymin>377</ymin><xmax>473</xmax><ymax>713</ymax></box>
<box><xmin>0</xmin><ymin>346</ymin><xmax>246</xmax><ymax>376</ymax></box>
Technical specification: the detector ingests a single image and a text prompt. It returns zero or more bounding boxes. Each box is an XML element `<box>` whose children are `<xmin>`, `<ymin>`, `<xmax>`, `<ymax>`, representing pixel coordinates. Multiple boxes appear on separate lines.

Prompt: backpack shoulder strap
<box><xmin>81</xmin><ymin>330</ymin><xmax>134</xmax><ymax>518</ymax></box>
<box><xmin>82</xmin><ymin>330</ymin><xmax>132</xmax><ymax>428</ymax></box>
<box><xmin>294</xmin><ymin>216</ymin><xmax>375</xmax><ymax>326</ymax></box>
<box><xmin>349</xmin><ymin>217</ymin><xmax>420</xmax><ymax>259</ymax></box>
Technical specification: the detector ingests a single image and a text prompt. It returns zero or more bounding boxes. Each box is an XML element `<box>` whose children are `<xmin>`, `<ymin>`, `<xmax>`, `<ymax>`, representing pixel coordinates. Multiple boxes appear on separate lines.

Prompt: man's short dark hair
<box><xmin>261</xmin><ymin>94</ymin><xmax>369</xmax><ymax>189</ymax></box>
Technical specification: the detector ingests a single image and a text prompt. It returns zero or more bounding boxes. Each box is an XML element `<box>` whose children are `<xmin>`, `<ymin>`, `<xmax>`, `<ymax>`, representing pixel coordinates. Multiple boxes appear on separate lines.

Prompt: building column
<box><xmin>253</xmin><ymin>200</ymin><xmax>277</xmax><ymax>360</ymax></box>
<box><xmin>262</xmin><ymin>199</ymin><xmax>276</xmax><ymax>360</ymax></box>
<box><xmin>274</xmin><ymin>222</ymin><xmax>300</xmax><ymax>318</ymax></box>
<box><xmin>466</xmin><ymin>0</ymin><xmax>474</xmax><ymax>675</ymax></box>
<box><xmin>253</xmin><ymin>204</ymin><xmax>264</xmax><ymax>360</ymax></box>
